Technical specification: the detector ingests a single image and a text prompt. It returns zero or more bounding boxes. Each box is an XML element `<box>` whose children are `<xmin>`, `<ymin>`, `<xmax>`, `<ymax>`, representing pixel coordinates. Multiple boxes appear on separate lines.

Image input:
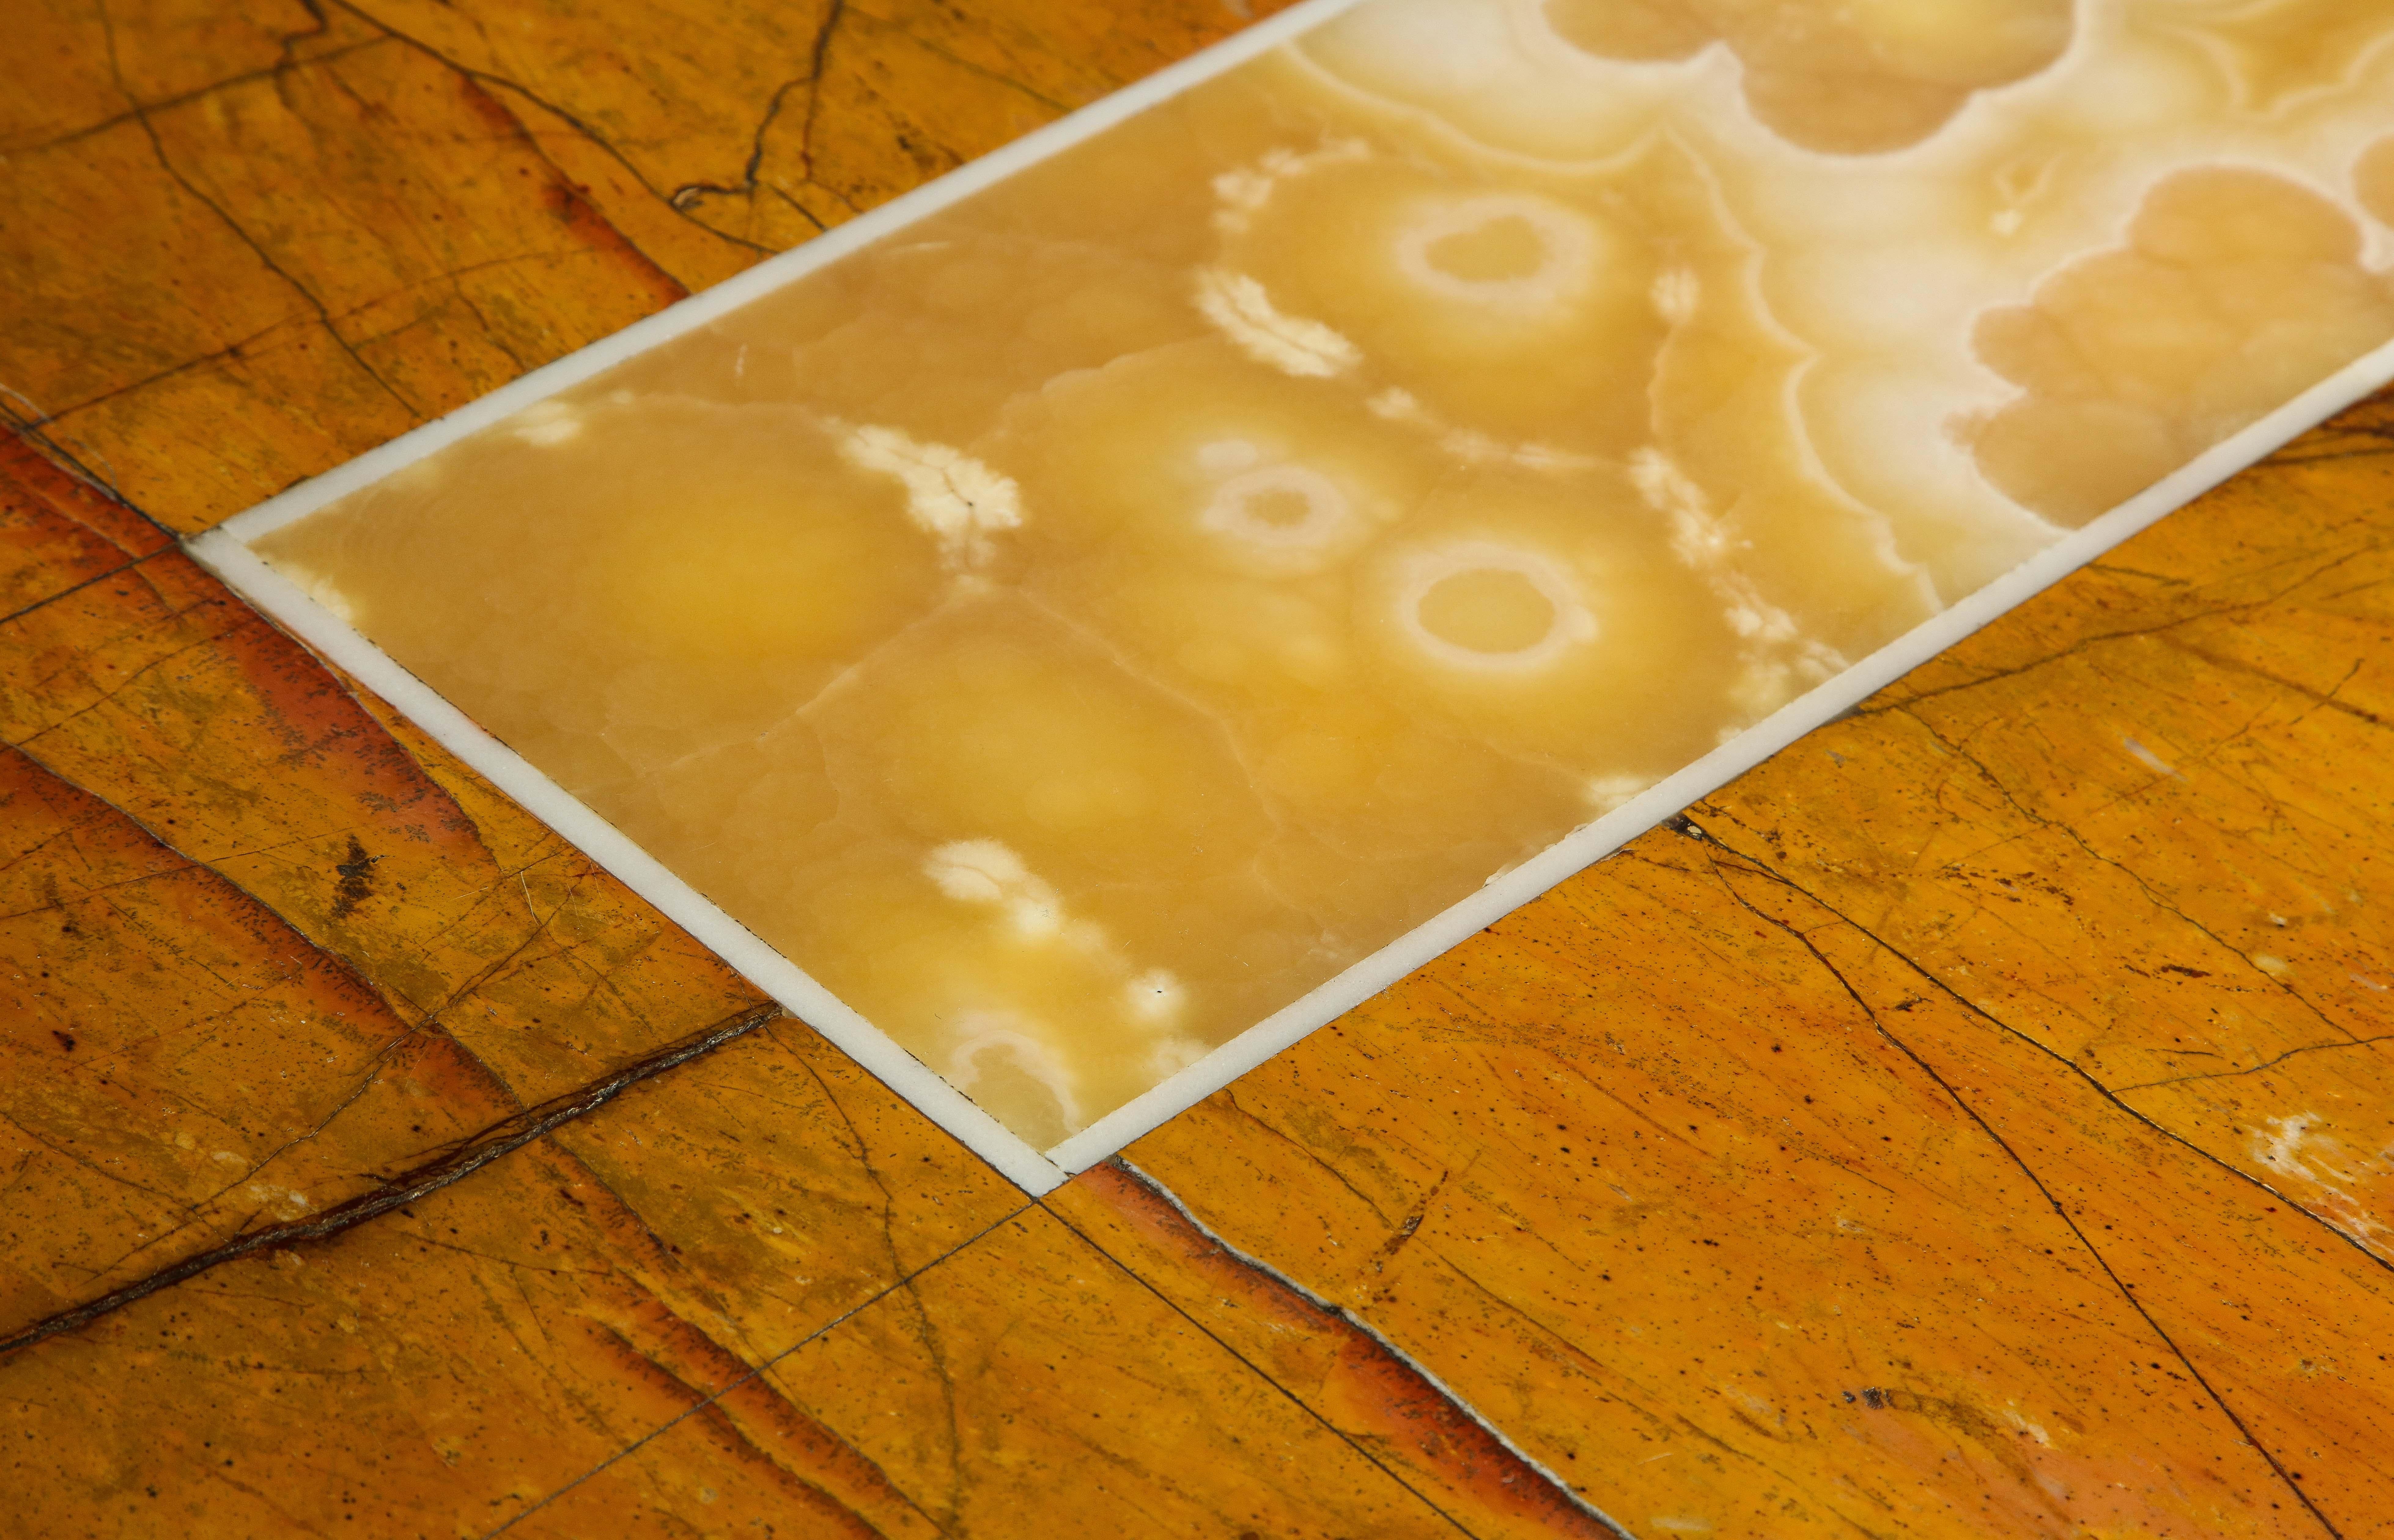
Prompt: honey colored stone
<box><xmin>1310</xmin><ymin>0</ymin><xmax>2394</xmax><ymax>598</ymax></box>
<box><xmin>0</xmin><ymin>1113</ymin><xmax>1018</xmax><ymax>1538</ymax></box>
<box><xmin>248</xmin><ymin>0</ymin><xmax>2394</xmax><ymax>1147</ymax></box>
<box><xmin>1544</xmin><ymin>0</ymin><xmax>2074</xmax><ymax>154</ymax></box>
<box><xmin>1698</xmin><ymin>389</ymin><xmax>2394</xmax><ymax>1264</ymax></box>
<box><xmin>762</xmin><ymin>1207</ymin><xmax>1463</xmax><ymax>1538</ymax></box>
<box><xmin>19</xmin><ymin>1</ymin><xmax>2394</xmax><ymax>1535</ymax></box>
<box><xmin>628</xmin><ymin>228</ymin><xmax>1209</xmax><ymax>443</ymax></box>
<box><xmin>1971</xmin><ymin>166</ymin><xmax>2394</xmax><ymax>524</ymax></box>
<box><xmin>1120</xmin><ymin>826</ymin><xmax>2394</xmax><ymax>1535</ymax></box>
<box><xmin>1345</xmin><ymin>464</ymin><xmax>1740</xmax><ymax>767</ymax></box>
<box><xmin>1218</xmin><ymin>147</ymin><xmax>1667</xmax><ymax>454</ymax></box>
<box><xmin>2150</xmin><ymin>0</ymin><xmax>2394</xmax><ymax>115</ymax></box>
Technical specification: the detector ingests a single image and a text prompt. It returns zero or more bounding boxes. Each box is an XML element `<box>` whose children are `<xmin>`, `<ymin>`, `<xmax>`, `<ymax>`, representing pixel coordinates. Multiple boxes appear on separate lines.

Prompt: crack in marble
<box><xmin>1899</xmin><ymin>705</ymin><xmax>2379</xmax><ymax>1053</ymax></box>
<box><xmin>0</xmin><ymin>1000</ymin><xmax>784</xmax><ymax>1360</ymax></box>
<box><xmin>1080</xmin><ymin>1156</ymin><xmax>1635</xmax><ymax>1539</ymax></box>
<box><xmin>335</xmin><ymin>0</ymin><xmax>802</xmax><ymax>262</ymax></box>
<box><xmin>1698</xmin><ymin>845</ymin><xmax>2346</xmax><ymax>1537</ymax></box>
<box><xmin>94</xmin><ymin>5</ymin><xmax>420</xmax><ymax>425</ymax></box>
<box><xmin>1673</xmin><ymin>813</ymin><xmax>2394</xmax><ymax>1286</ymax></box>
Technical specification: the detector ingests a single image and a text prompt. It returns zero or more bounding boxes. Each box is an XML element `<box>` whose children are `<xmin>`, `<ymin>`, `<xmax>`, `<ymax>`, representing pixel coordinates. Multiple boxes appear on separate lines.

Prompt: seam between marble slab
<box><xmin>184</xmin><ymin>1</ymin><xmax>2394</xmax><ymax>1195</ymax></box>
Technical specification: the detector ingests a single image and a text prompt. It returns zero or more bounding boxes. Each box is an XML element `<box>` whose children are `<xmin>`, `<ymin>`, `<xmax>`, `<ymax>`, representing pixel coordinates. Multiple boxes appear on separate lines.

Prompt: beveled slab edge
<box><xmin>181</xmin><ymin>0</ymin><xmax>2394</xmax><ymax>1185</ymax></box>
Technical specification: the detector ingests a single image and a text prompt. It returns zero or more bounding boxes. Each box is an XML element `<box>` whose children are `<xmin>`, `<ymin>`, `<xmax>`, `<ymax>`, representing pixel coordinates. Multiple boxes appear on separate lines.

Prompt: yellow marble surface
<box><xmin>241</xmin><ymin>0</ymin><xmax>2394</xmax><ymax>1148</ymax></box>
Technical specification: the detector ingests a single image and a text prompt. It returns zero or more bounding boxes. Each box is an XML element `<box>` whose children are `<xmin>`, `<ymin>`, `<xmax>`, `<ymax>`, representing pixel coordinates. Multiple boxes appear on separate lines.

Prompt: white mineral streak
<box><xmin>1145</xmin><ymin>1035</ymin><xmax>1209</xmax><ymax>1081</ymax></box>
<box><xmin>511</xmin><ymin>400</ymin><xmax>584</xmax><ymax>447</ymax></box>
<box><xmin>840</xmin><ymin>425</ymin><xmax>1023</xmax><ymax>568</ymax></box>
<box><xmin>923</xmin><ymin>838</ymin><xmax>1027</xmax><ymax>904</ymax></box>
<box><xmin>922</xmin><ymin>840</ymin><xmax>1197</xmax><ymax>1132</ymax></box>
<box><xmin>1194</xmin><ymin>438</ymin><xmax>1263</xmax><ymax>475</ymax></box>
<box><xmin>277</xmin><ymin>560</ymin><xmax>359</xmax><ymax>627</ymax></box>
<box><xmin>1365</xmin><ymin>386</ymin><xmax>1596</xmax><ymax>471</ymax></box>
<box><xmin>2253</xmin><ymin>1114</ymin><xmax>2394</xmax><ymax>1255</ymax></box>
<box><xmin>1199</xmin><ymin>465</ymin><xmax>1358</xmax><ymax>557</ymax></box>
<box><xmin>1586</xmin><ymin>773</ymin><xmax>1655</xmax><ymax>816</ymax></box>
<box><xmin>1193</xmin><ymin>267</ymin><xmax>1363</xmax><ymax>378</ymax></box>
<box><xmin>925</xmin><ymin>839</ymin><xmax>1073</xmax><ymax>942</ymax></box>
<box><xmin>1631</xmin><ymin>448</ymin><xmax>1846</xmax><ymax>724</ymax></box>
<box><xmin>1210</xmin><ymin>140</ymin><xmax>1371</xmax><ymax>235</ymax></box>
<box><xmin>1650</xmin><ymin>268</ymin><xmax>1700</xmax><ymax>326</ymax></box>
<box><xmin>1126</xmin><ymin>969</ymin><xmax>1187</xmax><ymax>1025</ymax></box>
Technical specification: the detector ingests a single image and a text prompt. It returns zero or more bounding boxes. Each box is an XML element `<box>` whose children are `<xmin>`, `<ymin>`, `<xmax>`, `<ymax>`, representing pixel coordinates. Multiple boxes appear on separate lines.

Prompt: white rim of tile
<box><xmin>186</xmin><ymin>0</ymin><xmax>2394</xmax><ymax>1196</ymax></box>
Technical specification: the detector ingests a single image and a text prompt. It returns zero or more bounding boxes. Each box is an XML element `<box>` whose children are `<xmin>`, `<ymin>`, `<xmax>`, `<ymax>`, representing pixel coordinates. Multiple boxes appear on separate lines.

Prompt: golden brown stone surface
<box><xmin>1109</xmin><ymin>393</ymin><xmax>2394</xmax><ymax>1536</ymax></box>
<box><xmin>6</xmin><ymin>1</ymin><xmax>2394</xmax><ymax>1537</ymax></box>
<box><xmin>231</xmin><ymin>0</ymin><xmax>2394</xmax><ymax>1146</ymax></box>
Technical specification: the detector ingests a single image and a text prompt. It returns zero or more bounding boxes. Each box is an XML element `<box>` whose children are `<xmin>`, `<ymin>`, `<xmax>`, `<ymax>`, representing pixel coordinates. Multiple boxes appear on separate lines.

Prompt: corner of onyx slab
<box><xmin>214</xmin><ymin>0</ymin><xmax>2394</xmax><ymax>1157</ymax></box>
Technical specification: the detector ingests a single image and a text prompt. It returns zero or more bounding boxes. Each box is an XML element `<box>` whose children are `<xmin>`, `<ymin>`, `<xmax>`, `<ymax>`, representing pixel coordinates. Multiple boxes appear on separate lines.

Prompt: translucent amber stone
<box><xmin>252</xmin><ymin>0</ymin><xmax>2394</xmax><ymax>1146</ymax></box>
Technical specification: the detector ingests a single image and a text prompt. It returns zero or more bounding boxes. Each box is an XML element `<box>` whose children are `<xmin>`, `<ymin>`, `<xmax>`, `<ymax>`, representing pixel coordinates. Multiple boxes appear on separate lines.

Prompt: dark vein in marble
<box><xmin>0</xmin><ymin>1000</ymin><xmax>784</xmax><ymax>1361</ymax></box>
<box><xmin>1692</xmin><ymin>828</ymin><xmax>2346</xmax><ymax>1537</ymax></box>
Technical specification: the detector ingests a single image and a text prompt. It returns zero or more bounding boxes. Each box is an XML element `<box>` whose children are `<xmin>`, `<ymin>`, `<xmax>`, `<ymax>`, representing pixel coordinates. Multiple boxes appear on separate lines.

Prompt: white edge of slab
<box><xmin>184</xmin><ymin>0</ymin><xmax>2394</xmax><ymax>1191</ymax></box>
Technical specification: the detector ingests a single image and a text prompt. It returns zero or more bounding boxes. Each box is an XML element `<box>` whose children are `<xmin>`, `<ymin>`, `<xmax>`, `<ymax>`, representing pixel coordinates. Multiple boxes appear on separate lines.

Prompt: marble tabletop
<box><xmin>5</xmin><ymin>1</ymin><xmax>2392</xmax><ymax>1534</ymax></box>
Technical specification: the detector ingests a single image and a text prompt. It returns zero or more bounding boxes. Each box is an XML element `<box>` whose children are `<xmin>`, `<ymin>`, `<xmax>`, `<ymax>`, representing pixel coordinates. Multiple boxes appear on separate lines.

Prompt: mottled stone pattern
<box><xmin>248</xmin><ymin>0</ymin><xmax>2394</xmax><ymax>1147</ymax></box>
<box><xmin>1109</xmin><ymin>399</ymin><xmax>2394</xmax><ymax>1535</ymax></box>
<box><xmin>6</xmin><ymin>2</ymin><xmax>2394</xmax><ymax>1538</ymax></box>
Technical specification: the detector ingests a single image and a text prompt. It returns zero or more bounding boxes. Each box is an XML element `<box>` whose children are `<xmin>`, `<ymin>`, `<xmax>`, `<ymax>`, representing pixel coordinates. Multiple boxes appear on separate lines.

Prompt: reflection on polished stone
<box><xmin>253</xmin><ymin>0</ymin><xmax>2394</xmax><ymax>1147</ymax></box>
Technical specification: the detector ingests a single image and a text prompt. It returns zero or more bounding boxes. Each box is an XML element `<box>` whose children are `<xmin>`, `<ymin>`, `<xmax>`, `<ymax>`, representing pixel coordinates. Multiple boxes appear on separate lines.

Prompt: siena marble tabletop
<box><xmin>5</xmin><ymin>0</ymin><xmax>2394</xmax><ymax>1536</ymax></box>
<box><xmin>209</xmin><ymin>0</ymin><xmax>2394</xmax><ymax>1167</ymax></box>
